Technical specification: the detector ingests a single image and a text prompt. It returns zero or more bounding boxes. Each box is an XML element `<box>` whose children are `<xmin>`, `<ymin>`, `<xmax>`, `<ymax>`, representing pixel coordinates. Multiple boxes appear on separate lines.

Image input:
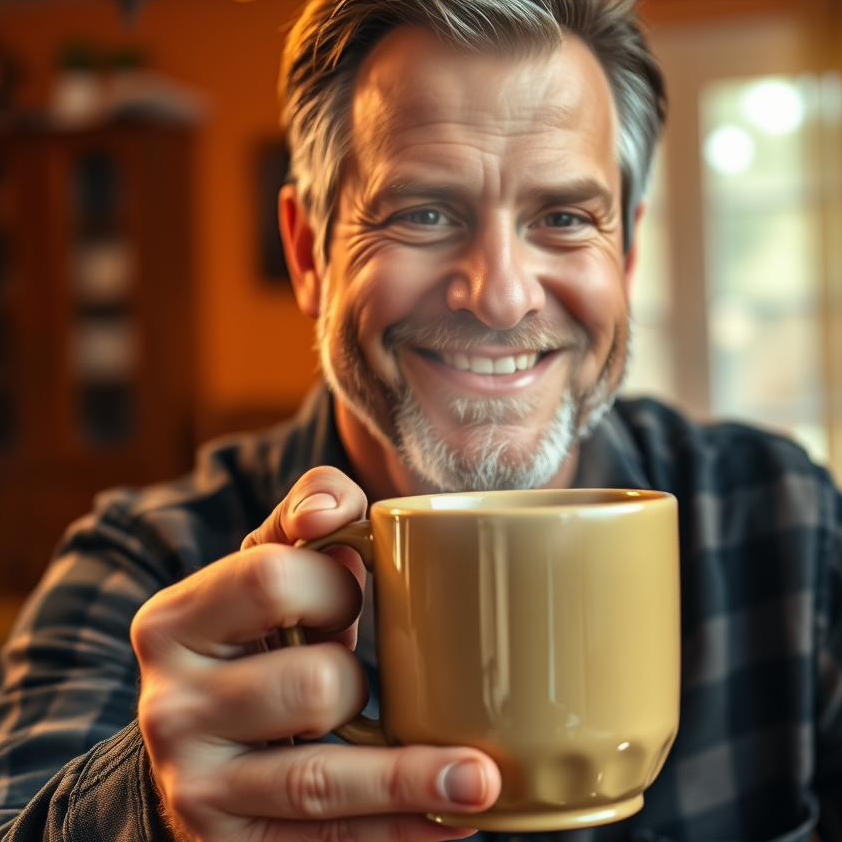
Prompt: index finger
<box><xmin>242</xmin><ymin>466</ymin><xmax>369</xmax><ymax>549</ymax></box>
<box><xmin>131</xmin><ymin>543</ymin><xmax>364</xmax><ymax>661</ymax></box>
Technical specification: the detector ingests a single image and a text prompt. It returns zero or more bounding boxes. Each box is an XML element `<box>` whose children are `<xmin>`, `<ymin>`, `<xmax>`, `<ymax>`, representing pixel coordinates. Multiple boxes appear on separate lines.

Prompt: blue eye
<box><xmin>542</xmin><ymin>212</ymin><xmax>584</xmax><ymax>228</ymax></box>
<box><xmin>399</xmin><ymin>209</ymin><xmax>451</xmax><ymax>226</ymax></box>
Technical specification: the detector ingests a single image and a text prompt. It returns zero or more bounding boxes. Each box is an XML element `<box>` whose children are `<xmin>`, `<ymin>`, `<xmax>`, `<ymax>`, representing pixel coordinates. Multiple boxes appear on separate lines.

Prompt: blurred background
<box><xmin>0</xmin><ymin>0</ymin><xmax>840</xmax><ymax>639</ymax></box>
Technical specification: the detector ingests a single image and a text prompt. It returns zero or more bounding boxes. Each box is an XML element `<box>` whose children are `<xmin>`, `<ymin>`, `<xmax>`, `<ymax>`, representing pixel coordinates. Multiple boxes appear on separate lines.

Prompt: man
<box><xmin>0</xmin><ymin>0</ymin><xmax>840</xmax><ymax>840</ymax></box>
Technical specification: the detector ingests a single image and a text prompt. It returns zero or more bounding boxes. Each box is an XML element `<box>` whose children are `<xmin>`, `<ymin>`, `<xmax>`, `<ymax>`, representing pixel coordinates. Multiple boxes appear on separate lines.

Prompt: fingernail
<box><xmin>438</xmin><ymin>760</ymin><xmax>487</xmax><ymax>806</ymax></box>
<box><xmin>294</xmin><ymin>492</ymin><xmax>338</xmax><ymax>513</ymax></box>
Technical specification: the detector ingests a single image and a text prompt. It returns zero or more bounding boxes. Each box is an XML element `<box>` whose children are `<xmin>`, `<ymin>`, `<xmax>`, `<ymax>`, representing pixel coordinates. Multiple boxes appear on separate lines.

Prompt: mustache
<box><xmin>383</xmin><ymin>313</ymin><xmax>585</xmax><ymax>353</ymax></box>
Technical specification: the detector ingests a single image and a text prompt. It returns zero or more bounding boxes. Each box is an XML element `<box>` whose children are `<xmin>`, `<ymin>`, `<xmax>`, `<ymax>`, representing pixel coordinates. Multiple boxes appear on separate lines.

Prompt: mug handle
<box><xmin>285</xmin><ymin>521</ymin><xmax>388</xmax><ymax>747</ymax></box>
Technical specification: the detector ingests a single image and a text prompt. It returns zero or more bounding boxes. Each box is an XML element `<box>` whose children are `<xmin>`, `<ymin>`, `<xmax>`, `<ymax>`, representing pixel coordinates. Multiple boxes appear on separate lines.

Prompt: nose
<box><xmin>446</xmin><ymin>218</ymin><xmax>545</xmax><ymax>330</ymax></box>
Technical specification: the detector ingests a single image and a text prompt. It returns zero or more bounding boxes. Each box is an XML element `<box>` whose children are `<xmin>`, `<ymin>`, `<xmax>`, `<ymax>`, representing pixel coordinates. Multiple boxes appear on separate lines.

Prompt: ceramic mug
<box><xmin>287</xmin><ymin>488</ymin><xmax>680</xmax><ymax>832</ymax></box>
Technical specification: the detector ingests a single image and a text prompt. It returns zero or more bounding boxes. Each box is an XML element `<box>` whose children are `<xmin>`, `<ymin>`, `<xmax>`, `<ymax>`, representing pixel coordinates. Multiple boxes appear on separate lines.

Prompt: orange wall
<box><xmin>1</xmin><ymin>0</ymin><xmax>318</xmax><ymax>415</ymax></box>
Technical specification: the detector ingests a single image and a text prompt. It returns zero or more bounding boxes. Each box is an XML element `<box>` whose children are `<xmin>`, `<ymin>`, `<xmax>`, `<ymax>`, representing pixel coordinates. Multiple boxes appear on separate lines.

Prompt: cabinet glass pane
<box><xmin>72</xmin><ymin>240</ymin><xmax>133</xmax><ymax>303</ymax></box>
<box><xmin>74</xmin><ymin>151</ymin><xmax>121</xmax><ymax>238</ymax></box>
<box><xmin>72</xmin><ymin>317</ymin><xmax>137</xmax><ymax>381</ymax></box>
<box><xmin>78</xmin><ymin>382</ymin><xmax>135</xmax><ymax>445</ymax></box>
<box><xmin>70</xmin><ymin>149</ymin><xmax>137</xmax><ymax>447</ymax></box>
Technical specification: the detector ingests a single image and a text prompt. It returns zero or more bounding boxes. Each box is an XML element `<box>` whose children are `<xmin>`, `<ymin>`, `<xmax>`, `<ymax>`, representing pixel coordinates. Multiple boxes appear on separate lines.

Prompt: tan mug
<box><xmin>287</xmin><ymin>488</ymin><xmax>681</xmax><ymax>832</ymax></box>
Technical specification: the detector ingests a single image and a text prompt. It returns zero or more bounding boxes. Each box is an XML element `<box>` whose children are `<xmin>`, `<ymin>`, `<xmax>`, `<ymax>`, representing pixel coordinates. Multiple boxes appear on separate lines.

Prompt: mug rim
<box><xmin>371</xmin><ymin>487</ymin><xmax>676</xmax><ymax>516</ymax></box>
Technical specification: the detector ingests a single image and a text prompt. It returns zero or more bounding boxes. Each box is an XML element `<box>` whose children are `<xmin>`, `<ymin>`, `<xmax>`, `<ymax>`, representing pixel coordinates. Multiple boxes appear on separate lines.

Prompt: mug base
<box><xmin>428</xmin><ymin>793</ymin><xmax>644</xmax><ymax>832</ymax></box>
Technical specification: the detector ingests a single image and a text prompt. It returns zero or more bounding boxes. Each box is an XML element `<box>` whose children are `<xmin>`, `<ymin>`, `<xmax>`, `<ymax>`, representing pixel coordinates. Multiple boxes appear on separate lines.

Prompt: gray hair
<box><xmin>279</xmin><ymin>0</ymin><xmax>667</xmax><ymax>259</ymax></box>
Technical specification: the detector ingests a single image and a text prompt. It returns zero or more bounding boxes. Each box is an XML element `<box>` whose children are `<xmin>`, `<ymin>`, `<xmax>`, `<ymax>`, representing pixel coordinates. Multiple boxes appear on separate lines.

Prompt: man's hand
<box><xmin>131</xmin><ymin>466</ymin><xmax>501</xmax><ymax>842</ymax></box>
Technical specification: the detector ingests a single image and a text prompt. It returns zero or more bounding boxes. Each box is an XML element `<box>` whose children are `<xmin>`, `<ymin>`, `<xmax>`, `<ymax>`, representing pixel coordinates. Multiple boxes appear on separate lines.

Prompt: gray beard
<box><xmin>317</xmin><ymin>292</ymin><xmax>628</xmax><ymax>492</ymax></box>
<box><xmin>393</xmin><ymin>387</ymin><xmax>579</xmax><ymax>491</ymax></box>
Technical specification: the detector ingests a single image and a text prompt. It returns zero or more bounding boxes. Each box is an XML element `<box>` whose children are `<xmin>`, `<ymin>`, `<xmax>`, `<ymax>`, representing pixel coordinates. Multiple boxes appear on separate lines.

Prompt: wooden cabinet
<box><xmin>0</xmin><ymin>116</ymin><xmax>197</xmax><ymax>593</ymax></box>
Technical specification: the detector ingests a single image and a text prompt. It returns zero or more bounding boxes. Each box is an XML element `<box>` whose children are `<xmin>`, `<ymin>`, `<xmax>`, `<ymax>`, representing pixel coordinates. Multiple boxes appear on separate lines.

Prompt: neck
<box><xmin>334</xmin><ymin>397</ymin><xmax>581</xmax><ymax>504</ymax></box>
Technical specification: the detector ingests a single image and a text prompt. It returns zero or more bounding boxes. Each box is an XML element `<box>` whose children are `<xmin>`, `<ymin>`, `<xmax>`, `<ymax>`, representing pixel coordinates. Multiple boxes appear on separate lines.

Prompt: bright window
<box><xmin>624</xmin><ymin>16</ymin><xmax>842</xmax><ymax>476</ymax></box>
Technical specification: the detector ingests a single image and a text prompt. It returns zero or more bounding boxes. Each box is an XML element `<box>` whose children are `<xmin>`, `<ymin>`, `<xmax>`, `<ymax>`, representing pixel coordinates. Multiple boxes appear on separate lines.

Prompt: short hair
<box><xmin>280</xmin><ymin>0</ymin><xmax>667</xmax><ymax>259</ymax></box>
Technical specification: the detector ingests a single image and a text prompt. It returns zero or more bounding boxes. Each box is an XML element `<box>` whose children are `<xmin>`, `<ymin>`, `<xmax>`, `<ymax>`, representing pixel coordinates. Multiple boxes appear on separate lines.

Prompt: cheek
<box><xmin>544</xmin><ymin>250</ymin><xmax>627</xmax><ymax>342</ymax></box>
<box><xmin>339</xmin><ymin>248</ymin><xmax>446</xmax><ymax>377</ymax></box>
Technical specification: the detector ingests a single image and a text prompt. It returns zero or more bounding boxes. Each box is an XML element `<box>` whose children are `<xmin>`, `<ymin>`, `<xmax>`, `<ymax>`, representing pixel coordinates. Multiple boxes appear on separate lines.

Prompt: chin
<box><xmin>394</xmin><ymin>389</ymin><xmax>579</xmax><ymax>492</ymax></box>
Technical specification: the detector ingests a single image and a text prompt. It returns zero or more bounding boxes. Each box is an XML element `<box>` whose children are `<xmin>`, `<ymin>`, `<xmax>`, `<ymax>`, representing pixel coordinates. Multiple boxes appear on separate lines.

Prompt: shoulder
<box><xmin>612</xmin><ymin>397</ymin><xmax>841</xmax><ymax>554</ymax></box>
<box><xmin>57</xmin><ymin>387</ymin><xmax>340</xmax><ymax>584</ymax></box>
<box><xmin>614</xmin><ymin>396</ymin><xmax>823</xmax><ymax>492</ymax></box>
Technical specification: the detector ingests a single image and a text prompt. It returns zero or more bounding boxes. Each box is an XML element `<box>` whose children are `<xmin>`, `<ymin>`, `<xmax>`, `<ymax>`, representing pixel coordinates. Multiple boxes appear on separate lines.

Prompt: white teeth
<box><xmin>436</xmin><ymin>350</ymin><xmax>546</xmax><ymax>374</ymax></box>
<box><xmin>454</xmin><ymin>352</ymin><xmax>470</xmax><ymax>371</ymax></box>
<box><xmin>493</xmin><ymin>356</ymin><xmax>517</xmax><ymax>374</ymax></box>
<box><xmin>470</xmin><ymin>356</ymin><xmax>494</xmax><ymax>375</ymax></box>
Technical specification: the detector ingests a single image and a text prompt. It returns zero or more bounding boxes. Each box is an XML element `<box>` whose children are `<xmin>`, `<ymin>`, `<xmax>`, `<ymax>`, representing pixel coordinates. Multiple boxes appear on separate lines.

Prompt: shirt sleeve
<box><xmin>816</xmin><ymin>473</ymin><xmax>842</xmax><ymax>842</ymax></box>
<box><xmin>0</xmin><ymin>720</ymin><xmax>173</xmax><ymax>842</ymax></box>
<box><xmin>0</xmin><ymin>504</ymin><xmax>179</xmax><ymax>840</ymax></box>
<box><xmin>0</xmin><ymin>416</ymin><xmax>304</xmax><ymax>840</ymax></box>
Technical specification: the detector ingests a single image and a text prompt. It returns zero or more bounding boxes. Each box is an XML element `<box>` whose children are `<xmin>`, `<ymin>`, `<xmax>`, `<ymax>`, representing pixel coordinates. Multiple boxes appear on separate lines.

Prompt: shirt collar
<box><xmin>572</xmin><ymin>403</ymin><xmax>653</xmax><ymax>491</ymax></box>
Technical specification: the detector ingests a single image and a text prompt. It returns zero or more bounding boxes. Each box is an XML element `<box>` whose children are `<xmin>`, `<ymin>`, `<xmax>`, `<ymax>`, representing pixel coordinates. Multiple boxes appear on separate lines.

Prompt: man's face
<box><xmin>316</xmin><ymin>27</ymin><xmax>634</xmax><ymax>491</ymax></box>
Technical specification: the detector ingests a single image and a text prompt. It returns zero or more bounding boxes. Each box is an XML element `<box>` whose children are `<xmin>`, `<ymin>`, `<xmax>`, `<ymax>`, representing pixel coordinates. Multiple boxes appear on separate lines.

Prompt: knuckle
<box><xmin>329</xmin><ymin>643</ymin><xmax>369</xmax><ymax>716</ymax></box>
<box><xmin>285</xmin><ymin>656</ymin><xmax>341</xmax><ymax>734</ymax></box>
<box><xmin>130</xmin><ymin>601</ymin><xmax>173</xmax><ymax>665</ymax></box>
<box><xmin>382</xmin><ymin>751</ymin><xmax>418</xmax><ymax>809</ymax></box>
<box><xmin>166</xmin><ymin>776</ymin><xmax>215</xmax><ymax>832</ymax></box>
<box><xmin>284</xmin><ymin>752</ymin><xmax>340</xmax><ymax>819</ymax></box>
<box><xmin>239</xmin><ymin>546</ymin><xmax>293</xmax><ymax>616</ymax></box>
<box><xmin>138</xmin><ymin>686</ymin><xmax>199</xmax><ymax>750</ymax></box>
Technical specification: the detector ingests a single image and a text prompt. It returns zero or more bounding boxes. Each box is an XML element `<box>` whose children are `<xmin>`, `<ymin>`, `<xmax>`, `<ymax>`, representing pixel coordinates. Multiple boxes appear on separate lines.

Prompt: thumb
<box><xmin>241</xmin><ymin>466</ymin><xmax>369</xmax><ymax>550</ymax></box>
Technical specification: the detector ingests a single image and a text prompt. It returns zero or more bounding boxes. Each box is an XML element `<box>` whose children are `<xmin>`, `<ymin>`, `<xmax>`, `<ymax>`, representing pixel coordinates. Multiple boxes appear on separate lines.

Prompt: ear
<box><xmin>622</xmin><ymin>201</ymin><xmax>647</xmax><ymax>295</ymax></box>
<box><xmin>279</xmin><ymin>183</ymin><xmax>322</xmax><ymax>319</ymax></box>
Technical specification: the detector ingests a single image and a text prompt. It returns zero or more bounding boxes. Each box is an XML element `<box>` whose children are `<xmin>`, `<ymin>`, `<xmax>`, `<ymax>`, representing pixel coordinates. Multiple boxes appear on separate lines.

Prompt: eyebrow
<box><xmin>371</xmin><ymin>182</ymin><xmax>468</xmax><ymax>210</ymax></box>
<box><xmin>521</xmin><ymin>178</ymin><xmax>615</xmax><ymax>213</ymax></box>
<box><xmin>370</xmin><ymin>177</ymin><xmax>615</xmax><ymax>214</ymax></box>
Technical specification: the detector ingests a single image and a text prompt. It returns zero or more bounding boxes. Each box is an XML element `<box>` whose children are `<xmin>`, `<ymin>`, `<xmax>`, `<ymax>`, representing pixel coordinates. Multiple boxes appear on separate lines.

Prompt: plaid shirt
<box><xmin>0</xmin><ymin>385</ymin><xmax>840</xmax><ymax>842</ymax></box>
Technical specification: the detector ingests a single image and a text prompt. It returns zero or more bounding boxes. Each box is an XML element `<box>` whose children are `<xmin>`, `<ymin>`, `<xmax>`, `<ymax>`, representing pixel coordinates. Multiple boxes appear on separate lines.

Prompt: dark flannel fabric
<box><xmin>0</xmin><ymin>385</ymin><xmax>840</xmax><ymax>842</ymax></box>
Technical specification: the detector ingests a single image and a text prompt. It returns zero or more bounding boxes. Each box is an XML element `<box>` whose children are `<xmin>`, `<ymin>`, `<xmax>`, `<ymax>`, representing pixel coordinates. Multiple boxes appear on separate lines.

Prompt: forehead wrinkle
<box><xmin>355</xmin><ymin>81</ymin><xmax>581</xmax><ymax>159</ymax></box>
<box><xmin>351</xmin><ymin>37</ymin><xmax>590</xmax><ymax>160</ymax></box>
<box><xmin>353</xmin><ymin>113</ymin><xmax>615</xmax><ymax>206</ymax></box>
<box><xmin>356</xmin><ymin>119</ymin><xmax>592</xmax><ymax>198</ymax></box>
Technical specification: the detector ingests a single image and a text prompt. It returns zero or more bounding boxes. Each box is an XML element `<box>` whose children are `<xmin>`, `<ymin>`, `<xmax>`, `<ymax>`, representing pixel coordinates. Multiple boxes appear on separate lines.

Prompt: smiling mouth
<box><xmin>416</xmin><ymin>348</ymin><xmax>556</xmax><ymax>375</ymax></box>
